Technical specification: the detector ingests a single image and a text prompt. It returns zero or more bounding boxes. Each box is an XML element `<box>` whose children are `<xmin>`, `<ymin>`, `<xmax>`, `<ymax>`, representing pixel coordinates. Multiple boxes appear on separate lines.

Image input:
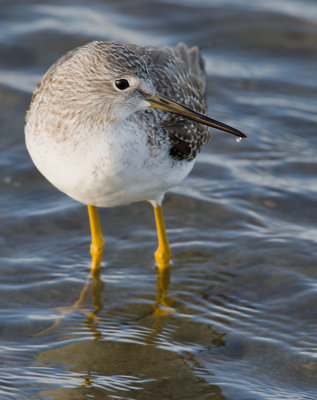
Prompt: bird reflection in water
<box><xmin>154</xmin><ymin>265</ymin><xmax>175</xmax><ymax>317</ymax></box>
<box><xmin>35</xmin><ymin>249</ymin><xmax>174</xmax><ymax>338</ymax></box>
<box><xmin>34</xmin><ymin>263</ymin><xmax>104</xmax><ymax>338</ymax></box>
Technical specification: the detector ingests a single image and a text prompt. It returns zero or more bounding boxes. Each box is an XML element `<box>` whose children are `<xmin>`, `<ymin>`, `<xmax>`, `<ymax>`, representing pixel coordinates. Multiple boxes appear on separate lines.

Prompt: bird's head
<box><xmin>47</xmin><ymin>41</ymin><xmax>246</xmax><ymax>139</ymax></box>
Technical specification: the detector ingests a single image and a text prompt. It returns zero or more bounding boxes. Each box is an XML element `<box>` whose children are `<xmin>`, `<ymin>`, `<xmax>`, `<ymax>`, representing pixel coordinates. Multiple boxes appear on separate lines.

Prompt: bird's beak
<box><xmin>147</xmin><ymin>93</ymin><xmax>246</xmax><ymax>139</ymax></box>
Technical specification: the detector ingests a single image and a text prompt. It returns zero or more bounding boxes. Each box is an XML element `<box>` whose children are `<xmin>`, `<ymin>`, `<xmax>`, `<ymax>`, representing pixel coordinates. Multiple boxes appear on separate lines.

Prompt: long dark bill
<box><xmin>148</xmin><ymin>93</ymin><xmax>246</xmax><ymax>139</ymax></box>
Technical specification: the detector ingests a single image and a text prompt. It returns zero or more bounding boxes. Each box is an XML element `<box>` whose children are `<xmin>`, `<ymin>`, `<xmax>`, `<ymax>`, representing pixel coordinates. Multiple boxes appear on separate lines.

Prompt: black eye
<box><xmin>115</xmin><ymin>79</ymin><xmax>130</xmax><ymax>90</ymax></box>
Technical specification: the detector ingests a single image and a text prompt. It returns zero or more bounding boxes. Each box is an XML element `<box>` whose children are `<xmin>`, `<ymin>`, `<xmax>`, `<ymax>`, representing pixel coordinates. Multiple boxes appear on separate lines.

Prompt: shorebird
<box><xmin>25</xmin><ymin>41</ymin><xmax>246</xmax><ymax>271</ymax></box>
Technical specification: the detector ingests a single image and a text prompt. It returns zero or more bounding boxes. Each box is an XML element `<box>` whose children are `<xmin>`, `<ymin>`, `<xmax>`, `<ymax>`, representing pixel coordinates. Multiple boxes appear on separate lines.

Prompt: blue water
<box><xmin>0</xmin><ymin>0</ymin><xmax>316</xmax><ymax>399</ymax></box>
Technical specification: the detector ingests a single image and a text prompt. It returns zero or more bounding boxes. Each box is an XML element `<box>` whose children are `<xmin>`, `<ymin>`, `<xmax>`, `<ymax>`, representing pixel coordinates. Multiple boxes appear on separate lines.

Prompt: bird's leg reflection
<box><xmin>81</xmin><ymin>266</ymin><xmax>104</xmax><ymax>340</ymax></box>
<box><xmin>153</xmin><ymin>264</ymin><xmax>175</xmax><ymax>317</ymax></box>
<box><xmin>35</xmin><ymin>264</ymin><xmax>104</xmax><ymax>337</ymax></box>
<box><xmin>81</xmin><ymin>371</ymin><xmax>92</xmax><ymax>388</ymax></box>
<box><xmin>152</xmin><ymin>205</ymin><xmax>171</xmax><ymax>268</ymax></box>
<box><xmin>72</xmin><ymin>266</ymin><xmax>104</xmax><ymax>317</ymax></box>
<box><xmin>87</xmin><ymin>205</ymin><xmax>105</xmax><ymax>273</ymax></box>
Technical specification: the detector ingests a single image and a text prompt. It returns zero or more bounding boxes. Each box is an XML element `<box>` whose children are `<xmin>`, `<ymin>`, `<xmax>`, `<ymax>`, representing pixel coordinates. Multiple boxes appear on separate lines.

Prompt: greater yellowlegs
<box><xmin>25</xmin><ymin>41</ymin><xmax>246</xmax><ymax>270</ymax></box>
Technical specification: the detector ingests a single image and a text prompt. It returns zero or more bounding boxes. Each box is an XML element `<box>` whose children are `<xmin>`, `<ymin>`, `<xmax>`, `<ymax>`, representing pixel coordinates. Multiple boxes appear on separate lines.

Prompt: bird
<box><xmin>25</xmin><ymin>41</ymin><xmax>246</xmax><ymax>271</ymax></box>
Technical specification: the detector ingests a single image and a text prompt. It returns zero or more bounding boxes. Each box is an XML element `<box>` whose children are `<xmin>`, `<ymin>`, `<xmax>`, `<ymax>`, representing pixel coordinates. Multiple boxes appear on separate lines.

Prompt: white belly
<box><xmin>25</xmin><ymin>120</ymin><xmax>194</xmax><ymax>207</ymax></box>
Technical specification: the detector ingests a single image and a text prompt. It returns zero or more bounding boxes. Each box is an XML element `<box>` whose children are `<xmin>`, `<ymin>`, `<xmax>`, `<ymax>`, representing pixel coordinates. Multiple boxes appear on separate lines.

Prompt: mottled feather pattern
<box><xmin>131</xmin><ymin>42</ymin><xmax>210</xmax><ymax>161</ymax></box>
<box><xmin>84</xmin><ymin>41</ymin><xmax>209</xmax><ymax>161</ymax></box>
<box><xmin>27</xmin><ymin>41</ymin><xmax>209</xmax><ymax>162</ymax></box>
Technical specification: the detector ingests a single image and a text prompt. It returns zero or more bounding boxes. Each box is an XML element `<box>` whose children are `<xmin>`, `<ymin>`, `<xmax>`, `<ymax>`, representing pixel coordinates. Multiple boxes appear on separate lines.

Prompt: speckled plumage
<box><xmin>132</xmin><ymin>42</ymin><xmax>209</xmax><ymax>161</ymax></box>
<box><xmin>27</xmin><ymin>41</ymin><xmax>209</xmax><ymax>160</ymax></box>
<box><xmin>25</xmin><ymin>41</ymin><xmax>210</xmax><ymax>207</ymax></box>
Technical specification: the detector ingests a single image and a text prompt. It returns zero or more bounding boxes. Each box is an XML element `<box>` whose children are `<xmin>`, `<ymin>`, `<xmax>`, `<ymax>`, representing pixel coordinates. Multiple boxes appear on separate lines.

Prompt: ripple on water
<box><xmin>1</xmin><ymin>0</ymin><xmax>317</xmax><ymax>399</ymax></box>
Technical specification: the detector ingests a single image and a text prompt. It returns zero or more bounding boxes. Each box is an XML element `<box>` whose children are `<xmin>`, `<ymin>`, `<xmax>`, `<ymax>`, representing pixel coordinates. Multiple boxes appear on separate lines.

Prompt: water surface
<box><xmin>0</xmin><ymin>0</ymin><xmax>317</xmax><ymax>399</ymax></box>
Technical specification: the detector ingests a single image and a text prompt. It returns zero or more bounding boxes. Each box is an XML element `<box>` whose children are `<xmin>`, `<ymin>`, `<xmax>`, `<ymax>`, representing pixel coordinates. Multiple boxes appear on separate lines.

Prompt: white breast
<box><xmin>25</xmin><ymin>117</ymin><xmax>194</xmax><ymax>207</ymax></box>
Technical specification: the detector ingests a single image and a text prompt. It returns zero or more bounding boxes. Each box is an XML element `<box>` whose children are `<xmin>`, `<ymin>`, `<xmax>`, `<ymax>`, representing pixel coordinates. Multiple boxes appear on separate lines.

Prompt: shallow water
<box><xmin>1</xmin><ymin>0</ymin><xmax>317</xmax><ymax>399</ymax></box>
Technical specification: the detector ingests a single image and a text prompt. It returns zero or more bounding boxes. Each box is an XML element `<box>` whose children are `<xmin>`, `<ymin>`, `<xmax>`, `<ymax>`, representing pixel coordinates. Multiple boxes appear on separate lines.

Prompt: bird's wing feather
<box><xmin>141</xmin><ymin>43</ymin><xmax>210</xmax><ymax>161</ymax></box>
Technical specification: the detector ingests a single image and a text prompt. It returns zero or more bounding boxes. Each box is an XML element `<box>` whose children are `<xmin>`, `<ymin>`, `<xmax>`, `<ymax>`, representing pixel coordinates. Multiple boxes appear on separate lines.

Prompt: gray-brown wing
<box><xmin>144</xmin><ymin>43</ymin><xmax>210</xmax><ymax>161</ymax></box>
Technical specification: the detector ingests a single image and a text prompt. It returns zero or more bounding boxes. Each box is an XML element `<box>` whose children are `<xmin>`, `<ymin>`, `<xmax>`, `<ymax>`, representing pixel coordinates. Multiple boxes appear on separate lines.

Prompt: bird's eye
<box><xmin>115</xmin><ymin>79</ymin><xmax>130</xmax><ymax>90</ymax></box>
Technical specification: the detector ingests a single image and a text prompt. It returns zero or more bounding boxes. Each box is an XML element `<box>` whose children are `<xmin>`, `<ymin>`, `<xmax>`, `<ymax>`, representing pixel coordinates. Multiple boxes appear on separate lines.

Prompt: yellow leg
<box><xmin>87</xmin><ymin>205</ymin><xmax>105</xmax><ymax>273</ymax></box>
<box><xmin>153</xmin><ymin>205</ymin><xmax>171</xmax><ymax>267</ymax></box>
<box><xmin>153</xmin><ymin>264</ymin><xmax>175</xmax><ymax>317</ymax></box>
